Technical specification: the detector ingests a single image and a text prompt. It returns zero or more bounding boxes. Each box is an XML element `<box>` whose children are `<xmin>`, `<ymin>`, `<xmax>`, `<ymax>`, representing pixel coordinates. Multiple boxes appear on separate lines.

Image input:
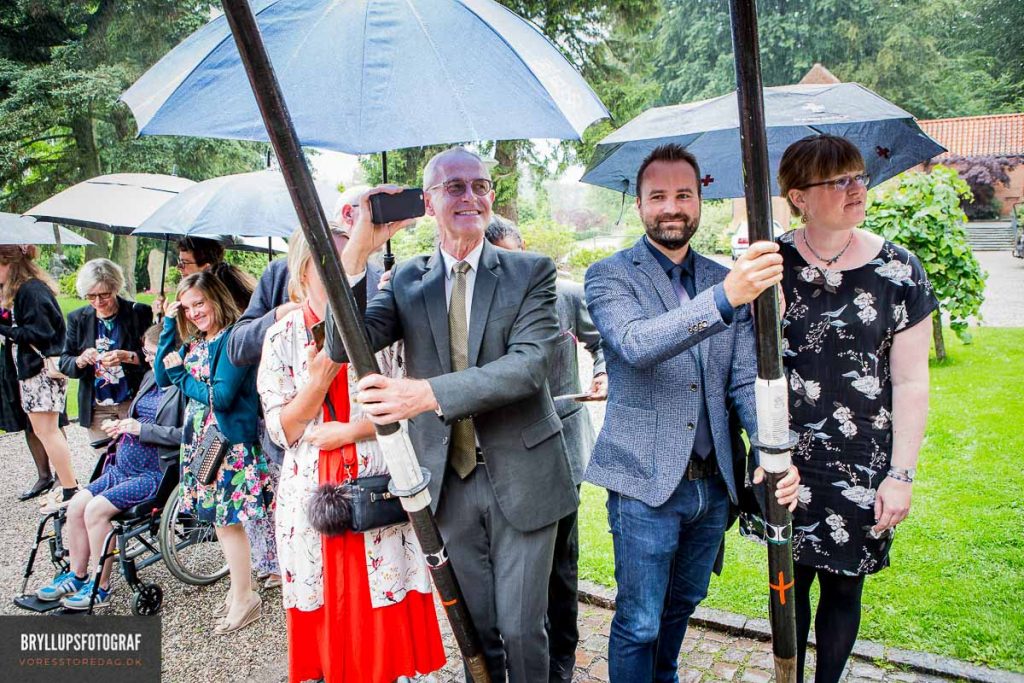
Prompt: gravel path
<box><xmin>975</xmin><ymin>251</ymin><xmax>1024</xmax><ymax>327</ymax></box>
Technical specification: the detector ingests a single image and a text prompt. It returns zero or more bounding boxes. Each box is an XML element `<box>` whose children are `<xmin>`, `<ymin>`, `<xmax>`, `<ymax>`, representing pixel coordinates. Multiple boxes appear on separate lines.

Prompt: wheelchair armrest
<box><xmin>90</xmin><ymin>437</ymin><xmax>114</xmax><ymax>450</ymax></box>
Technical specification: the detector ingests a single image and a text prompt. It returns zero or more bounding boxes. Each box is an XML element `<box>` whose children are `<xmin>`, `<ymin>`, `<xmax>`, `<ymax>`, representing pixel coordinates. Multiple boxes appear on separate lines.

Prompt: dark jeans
<box><xmin>546</xmin><ymin>488</ymin><xmax>581</xmax><ymax>682</ymax></box>
<box><xmin>607</xmin><ymin>474</ymin><xmax>730</xmax><ymax>683</ymax></box>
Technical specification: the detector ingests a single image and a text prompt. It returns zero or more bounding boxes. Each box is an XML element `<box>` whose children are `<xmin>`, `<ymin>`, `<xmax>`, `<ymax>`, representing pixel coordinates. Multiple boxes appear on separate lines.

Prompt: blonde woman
<box><xmin>155</xmin><ymin>271</ymin><xmax>271</xmax><ymax>634</ymax></box>
<box><xmin>0</xmin><ymin>245</ymin><xmax>77</xmax><ymax>509</ymax></box>
<box><xmin>257</xmin><ymin>226</ymin><xmax>443</xmax><ymax>683</ymax></box>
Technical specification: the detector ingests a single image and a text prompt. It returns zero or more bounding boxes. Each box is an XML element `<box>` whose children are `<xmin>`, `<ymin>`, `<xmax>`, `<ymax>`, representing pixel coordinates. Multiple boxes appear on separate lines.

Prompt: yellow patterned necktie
<box><xmin>448</xmin><ymin>261</ymin><xmax>476</xmax><ymax>478</ymax></box>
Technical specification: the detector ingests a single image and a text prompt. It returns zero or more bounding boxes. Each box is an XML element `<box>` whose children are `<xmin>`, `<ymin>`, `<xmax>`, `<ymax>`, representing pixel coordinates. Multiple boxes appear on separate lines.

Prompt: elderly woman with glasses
<box><xmin>60</xmin><ymin>259</ymin><xmax>153</xmax><ymax>458</ymax></box>
<box><xmin>775</xmin><ymin>134</ymin><xmax>937</xmax><ymax>683</ymax></box>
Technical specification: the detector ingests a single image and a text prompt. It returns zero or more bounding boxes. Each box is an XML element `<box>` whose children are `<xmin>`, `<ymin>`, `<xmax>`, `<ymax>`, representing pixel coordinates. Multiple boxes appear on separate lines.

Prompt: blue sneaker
<box><xmin>36</xmin><ymin>571</ymin><xmax>88</xmax><ymax>602</ymax></box>
<box><xmin>60</xmin><ymin>580</ymin><xmax>112</xmax><ymax>610</ymax></box>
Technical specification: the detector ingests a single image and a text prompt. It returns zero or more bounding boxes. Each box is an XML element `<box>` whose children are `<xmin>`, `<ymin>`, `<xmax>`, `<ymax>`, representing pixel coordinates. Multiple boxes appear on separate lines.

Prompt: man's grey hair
<box><xmin>332</xmin><ymin>184</ymin><xmax>370</xmax><ymax>223</ymax></box>
<box><xmin>485</xmin><ymin>215</ymin><xmax>524</xmax><ymax>249</ymax></box>
<box><xmin>76</xmin><ymin>258</ymin><xmax>125</xmax><ymax>299</ymax></box>
<box><xmin>423</xmin><ymin>146</ymin><xmax>488</xmax><ymax>189</ymax></box>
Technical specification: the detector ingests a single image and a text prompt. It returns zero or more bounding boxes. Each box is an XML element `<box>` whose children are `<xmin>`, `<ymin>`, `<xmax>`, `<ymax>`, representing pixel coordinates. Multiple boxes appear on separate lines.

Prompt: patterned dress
<box><xmin>85</xmin><ymin>384</ymin><xmax>164</xmax><ymax>510</ymax></box>
<box><xmin>779</xmin><ymin>231</ymin><xmax>937</xmax><ymax>576</ymax></box>
<box><xmin>179</xmin><ymin>332</ymin><xmax>272</xmax><ymax>527</ymax></box>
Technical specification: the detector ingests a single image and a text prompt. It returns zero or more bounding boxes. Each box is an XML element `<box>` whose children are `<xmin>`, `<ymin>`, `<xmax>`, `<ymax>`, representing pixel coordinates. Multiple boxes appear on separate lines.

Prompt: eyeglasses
<box><xmin>85</xmin><ymin>291</ymin><xmax>114</xmax><ymax>302</ymax></box>
<box><xmin>178</xmin><ymin>259</ymin><xmax>197</xmax><ymax>267</ymax></box>
<box><xmin>426</xmin><ymin>178</ymin><xmax>493</xmax><ymax>197</ymax></box>
<box><xmin>800</xmin><ymin>174</ymin><xmax>870</xmax><ymax>192</ymax></box>
<box><xmin>142</xmin><ymin>347</ymin><xmax>157</xmax><ymax>360</ymax></box>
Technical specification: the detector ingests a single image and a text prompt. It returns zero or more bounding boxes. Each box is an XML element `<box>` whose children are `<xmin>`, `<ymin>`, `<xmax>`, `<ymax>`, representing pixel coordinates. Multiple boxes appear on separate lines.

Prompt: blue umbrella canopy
<box><xmin>132</xmin><ymin>169</ymin><xmax>341</xmax><ymax>240</ymax></box>
<box><xmin>120</xmin><ymin>0</ymin><xmax>609</xmax><ymax>153</ymax></box>
<box><xmin>581</xmin><ymin>83</ymin><xmax>945</xmax><ymax>200</ymax></box>
<box><xmin>0</xmin><ymin>213</ymin><xmax>95</xmax><ymax>246</ymax></box>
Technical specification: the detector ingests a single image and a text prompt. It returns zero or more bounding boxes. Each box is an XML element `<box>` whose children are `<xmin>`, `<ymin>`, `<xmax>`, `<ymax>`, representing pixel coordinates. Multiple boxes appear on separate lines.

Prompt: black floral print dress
<box><xmin>779</xmin><ymin>230</ymin><xmax>938</xmax><ymax>576</ymax></box>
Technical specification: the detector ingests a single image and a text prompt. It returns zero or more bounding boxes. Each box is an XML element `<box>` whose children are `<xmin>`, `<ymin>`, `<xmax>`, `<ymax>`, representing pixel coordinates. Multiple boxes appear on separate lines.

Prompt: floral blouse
<box><xmin>256</xmin><ymin>308</ymin><xmax>430</xmax><ymax>610</ymax></box>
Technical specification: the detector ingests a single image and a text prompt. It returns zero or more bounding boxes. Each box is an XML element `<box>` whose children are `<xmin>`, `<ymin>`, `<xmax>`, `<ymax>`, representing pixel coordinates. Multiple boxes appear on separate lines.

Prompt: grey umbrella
<box><xmin>0</xmin><ymin>213</ymin><xmax>95</xmax><ymax>246</ymax></box>
<box><xmin>581</xmin><ymin>82</ymin><xmax>945</xmax><ymax>199</ymax></box>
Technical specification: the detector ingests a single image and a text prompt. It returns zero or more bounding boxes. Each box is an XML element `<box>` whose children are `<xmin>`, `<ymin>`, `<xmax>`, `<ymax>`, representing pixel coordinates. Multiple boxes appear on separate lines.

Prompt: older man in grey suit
<box><xmin>486</xmin><ymin>216</ymin><xmax>606</xmax><ymax>682</ymax></box>
<box><xmin>585</xmin><ymin>144</ymin><xmax>800</xmax><ymax>682</ymax></box>
<box><xmin>328</xmin><ymin>147</ymin><xmax>577</xmax><ymax>683</ymax></box>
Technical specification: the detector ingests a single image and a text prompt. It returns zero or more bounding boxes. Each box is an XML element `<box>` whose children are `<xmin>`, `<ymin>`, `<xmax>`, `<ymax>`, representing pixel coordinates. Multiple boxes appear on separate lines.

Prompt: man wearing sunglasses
<box><xmin>328</xmin><ymin>146</ymin><xmax>576</xmax><ymax>683</ymax></box>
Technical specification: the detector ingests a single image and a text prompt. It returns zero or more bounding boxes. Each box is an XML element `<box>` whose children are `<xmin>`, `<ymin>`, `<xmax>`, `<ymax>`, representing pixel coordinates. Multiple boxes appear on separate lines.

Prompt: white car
<box><xmin>731</xmin><ymin>221</ymin><xmax>784</xmax><ymax>260</ymax></box>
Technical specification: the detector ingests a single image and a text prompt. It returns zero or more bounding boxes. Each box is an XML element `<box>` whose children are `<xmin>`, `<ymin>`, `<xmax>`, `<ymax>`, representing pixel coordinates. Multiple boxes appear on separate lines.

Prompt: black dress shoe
<box><xmin>18</xmin><ymin>477</ymin><xmax>54</xmax><ymax>502</ymax></box>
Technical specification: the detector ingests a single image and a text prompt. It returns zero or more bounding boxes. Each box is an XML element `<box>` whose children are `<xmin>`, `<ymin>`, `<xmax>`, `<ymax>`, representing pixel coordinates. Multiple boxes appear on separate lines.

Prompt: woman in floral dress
<box><xmin>155</xmin><ymin>271</ymin><xmax>271</xmax><ymax>635</ymax></box>
<box><xmin>257</xmin><ymin>227</ymin><xmax>444</xmax><ymax>683</ymax></box>
<box><xmin>777</xmin><ymin>134</ymin><xmax>937</xmax><ymax>683</ymax></box>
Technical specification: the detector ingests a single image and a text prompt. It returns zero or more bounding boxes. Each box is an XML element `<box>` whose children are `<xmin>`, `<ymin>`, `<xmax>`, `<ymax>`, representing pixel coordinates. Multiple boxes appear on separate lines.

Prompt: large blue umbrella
<box><xmin>120</xmin><ymin>0</ymin><xmax>608</xmax><ymax>153</ymax></box>
<box><xmin>581</xmin><ymin>82</ymin><xmax>945</xmax><ymax>199</ymax></box>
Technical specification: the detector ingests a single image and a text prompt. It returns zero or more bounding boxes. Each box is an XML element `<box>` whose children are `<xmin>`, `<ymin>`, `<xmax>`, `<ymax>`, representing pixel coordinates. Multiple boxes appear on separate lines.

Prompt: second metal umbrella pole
<box><xmin>728</xmin><ymin>1</ymin><xmax>798</xmax><ymax>682</ymax></box>
<box><xmin>218</xmin><ymin>1</ymin><xmax>490</xmax><ymax>681</ymax></box>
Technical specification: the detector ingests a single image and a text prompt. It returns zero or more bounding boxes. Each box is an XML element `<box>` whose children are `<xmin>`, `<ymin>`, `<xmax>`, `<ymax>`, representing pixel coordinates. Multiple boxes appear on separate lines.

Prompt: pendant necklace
<box><xmin>803</xmin><ymin>229</ymin><xmax>853</xmax><ymax>270</ymax></box>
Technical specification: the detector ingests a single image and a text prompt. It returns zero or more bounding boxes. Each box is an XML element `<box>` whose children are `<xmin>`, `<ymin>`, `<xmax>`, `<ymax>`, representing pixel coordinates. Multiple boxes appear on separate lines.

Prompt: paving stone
<box><xmin>688</xmin><ymin>652</ymin><xmax>716</xmax><ymax>670</ymax></box>
<box><xmin>712</xmin><ymin>662</ymin><xmax>740</xmax><ymax>681</ymax></box>
<box><xmin>583</xmin><ymin>633</ymin><xmax>610</xmax><ymax>653</ymax></box>
<box><xmin>575</xmin><ymin>650</ymin><xmax>594</xmax><ymax>669</ymax></box>
<box><xmin>721</xmin><ymin>648</ymin><xmax>750</xmax><ymax>664</ymax></box>
<box><xmin>740</xmin><ymin>667</ymin><xmax>773</xmax><ymax>683</ymax></box>
<box><xmin>589</xmin><ymin>659</ymin><xmax>610</xmax><ymax>682</ymax></box>
<box><xmin>678</xmin><ymin>669</ymin><xmax>704</xmax><ymax>683</ymax></box>
<box><xmin>851</xmin><ymin>662</ymin><xmax>887</xmax><ymax>680</ymax></box>
<box><xmin>749</xmin><ymin>652</ymin><xmax>776</xmax><ymax>671</ymax></box>
<box><xmin>699</xmin><ymin>639</ymin><xmax>725</xmax><ymax>654</ymax></box>
<box><xmin>852</xmin><ymin>640</ymin><xmax>887</xmax><ymax>661</ymax></box>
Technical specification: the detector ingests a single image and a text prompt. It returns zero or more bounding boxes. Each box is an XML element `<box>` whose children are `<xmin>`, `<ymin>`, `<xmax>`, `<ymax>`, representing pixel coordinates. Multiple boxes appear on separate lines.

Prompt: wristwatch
<box><xmin>887</xmin><ymin>466</ymin><xmax>916</xmax><ymax>483</ymax></box>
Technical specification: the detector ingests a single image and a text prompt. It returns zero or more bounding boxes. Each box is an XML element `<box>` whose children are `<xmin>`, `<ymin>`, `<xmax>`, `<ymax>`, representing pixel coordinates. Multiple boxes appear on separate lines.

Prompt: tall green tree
<box><xmin>649</xmin><ymin>0</ymin><xmax>1013</xmax><ymax>120</ymax></box>
<box><xmin>0</xmin><ymin>1</ymin><xmax>263</xmax><ymax>293</ymax></box>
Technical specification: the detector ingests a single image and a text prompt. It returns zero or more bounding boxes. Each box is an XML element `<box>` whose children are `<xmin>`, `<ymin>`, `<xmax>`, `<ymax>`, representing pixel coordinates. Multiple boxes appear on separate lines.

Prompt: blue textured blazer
<box><xmin>583</xmin><ymin>239</ymin><xmax>758</xmax><ymax>507</ymax></box>
<box><xmin>154</xmin><ymin>317</ymin><xmax>259</xmax><ymax>446</ymax></box>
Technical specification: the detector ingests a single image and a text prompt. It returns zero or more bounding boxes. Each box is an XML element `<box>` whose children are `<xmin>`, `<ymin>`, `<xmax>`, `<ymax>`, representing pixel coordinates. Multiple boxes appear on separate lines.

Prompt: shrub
<box><xmin>519</xmin><ymin>217</ymin><xmax>576</xmax><ymax>265</ymax></box>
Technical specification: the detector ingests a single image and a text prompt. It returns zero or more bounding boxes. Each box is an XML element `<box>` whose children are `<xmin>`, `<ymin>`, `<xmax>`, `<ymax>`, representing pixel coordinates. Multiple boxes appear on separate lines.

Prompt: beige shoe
<box><xmin>213</xmin><ymin>592</ymin><xmax>231</xmax><ymax>618</ymax></box>
<box><xmin>214</xmin><ymin>593</ymin><xmax>261</xmax><ymax>635</ymax></box>
<box><xmin>39</xmin><ymin>488</ymin><xmax>78</xmax><ymax>515</ymax></box>
<box><xmin>263</xmin><ymin>574</ymin><xmax>282</xmax><ymax>590</ymax></box>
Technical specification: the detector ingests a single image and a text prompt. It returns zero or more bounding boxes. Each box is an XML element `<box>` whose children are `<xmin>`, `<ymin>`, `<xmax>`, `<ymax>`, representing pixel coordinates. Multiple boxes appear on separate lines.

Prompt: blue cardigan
<box><xmin>154</xmin><ymin>317</ymin><xmax>259</xmax><ymax>445</ymax></box>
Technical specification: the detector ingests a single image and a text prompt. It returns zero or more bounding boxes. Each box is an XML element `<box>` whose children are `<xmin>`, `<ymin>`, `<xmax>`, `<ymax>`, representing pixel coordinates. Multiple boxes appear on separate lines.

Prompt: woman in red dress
<box><xmin>257</xmin><ymin>226</ymin><xmax>445</xmax><ymax>682</ymax></box>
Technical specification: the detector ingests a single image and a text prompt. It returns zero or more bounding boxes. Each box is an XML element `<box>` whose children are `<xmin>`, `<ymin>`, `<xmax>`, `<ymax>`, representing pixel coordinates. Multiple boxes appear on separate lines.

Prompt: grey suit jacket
<box><xmin>551</xmin><ymin>278</ymin><xmax>604</xmax><ymax>485</ymax></box>
<box><xmin>129</xmin><ymin>371</ymin><xmax>186</xmax><ymax>464</ymax></box>
<box><xmin>583</xmin><ymin>239</ymin><xmax>758</xmax><ymax>507</ymax></box>
<box><xmin>327</xmin><ymin>240</ymin><xmax>578</xmax><ymax>532</ymax></box>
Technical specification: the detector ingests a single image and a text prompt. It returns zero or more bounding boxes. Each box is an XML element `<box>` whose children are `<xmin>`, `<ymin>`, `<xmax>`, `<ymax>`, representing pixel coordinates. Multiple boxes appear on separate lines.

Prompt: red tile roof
<box><xmin>918</xmin><ymin>113</ymin><xmax>1024</xmax><ymax>159</ymax></box>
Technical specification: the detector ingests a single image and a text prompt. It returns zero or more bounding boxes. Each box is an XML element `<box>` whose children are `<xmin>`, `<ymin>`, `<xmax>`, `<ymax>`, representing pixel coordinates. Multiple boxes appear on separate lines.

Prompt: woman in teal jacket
<box><xmin>155</xmin><ymin>271</ymin><xmax>270</xmax><ymax>635</ymax></box>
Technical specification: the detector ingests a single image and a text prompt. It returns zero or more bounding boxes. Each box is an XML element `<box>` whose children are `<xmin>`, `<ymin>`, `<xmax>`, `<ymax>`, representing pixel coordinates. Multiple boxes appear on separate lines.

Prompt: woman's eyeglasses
<box><xmin>426</xmin><ymin>178</ymin><xmax>493</xmax><ymax>197</ymax></box>
<box><xmin>85</xmin><ymin>291</ymin><xmax>114</xmax><ymax>302</ymax></box>
<box><xmin>800</xmin><ymin>174</ymin><xmax>870</xmax><ymax>192</ymax></box>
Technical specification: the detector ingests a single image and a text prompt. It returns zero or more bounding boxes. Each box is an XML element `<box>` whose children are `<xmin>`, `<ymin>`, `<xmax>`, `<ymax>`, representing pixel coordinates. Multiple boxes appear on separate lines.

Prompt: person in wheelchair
<box><xmin>36</xmin><ymin>325</ymin><xmax>185</xmax><ymax>609</ymax></box>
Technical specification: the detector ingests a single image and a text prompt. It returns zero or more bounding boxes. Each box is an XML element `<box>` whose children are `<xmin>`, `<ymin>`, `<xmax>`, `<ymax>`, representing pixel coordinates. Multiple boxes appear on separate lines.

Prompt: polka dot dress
<box><xmin>85</xmin><ymin>385</ymin><xmax>165</xmax><ymax>510</ymax></box>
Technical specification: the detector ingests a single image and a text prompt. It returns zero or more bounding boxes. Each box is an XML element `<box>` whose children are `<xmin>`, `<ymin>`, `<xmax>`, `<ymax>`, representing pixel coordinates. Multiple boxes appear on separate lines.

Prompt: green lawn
<box><xmin>56</xmin><ymin>293</ymin><xmax>156</xmax><ymax>421</ymax></box>
<box><xmin>579</xmin><ymin>327</ymin><xmax>1024</xmax><ymax>672</ymax></box>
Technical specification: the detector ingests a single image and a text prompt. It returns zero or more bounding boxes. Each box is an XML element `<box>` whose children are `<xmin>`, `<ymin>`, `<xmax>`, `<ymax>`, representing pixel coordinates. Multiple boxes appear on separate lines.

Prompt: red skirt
<box><xmin>285</xmin><ymin>370</ymin><xmax>445</xmax><ymax>682</ymax></box>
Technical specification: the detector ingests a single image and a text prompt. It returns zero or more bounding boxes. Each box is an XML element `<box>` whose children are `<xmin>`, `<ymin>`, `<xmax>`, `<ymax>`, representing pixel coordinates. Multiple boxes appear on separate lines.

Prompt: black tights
<box><xmin>794</xmin><ymin>564</ymin><xmax>865</xmax><ymax>683</ymax></box>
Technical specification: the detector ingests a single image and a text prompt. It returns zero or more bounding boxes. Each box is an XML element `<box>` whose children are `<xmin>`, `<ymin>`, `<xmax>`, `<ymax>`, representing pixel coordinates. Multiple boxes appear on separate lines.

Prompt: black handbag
<box><xmin>306</xmin><ymin>394</ymin><xmax>406</xmax><ymax>536</ymax></box>
<box><xmin>187</xmin><ymin>349</ymin><xmax>231</xmax><ymax>487</ymax></box>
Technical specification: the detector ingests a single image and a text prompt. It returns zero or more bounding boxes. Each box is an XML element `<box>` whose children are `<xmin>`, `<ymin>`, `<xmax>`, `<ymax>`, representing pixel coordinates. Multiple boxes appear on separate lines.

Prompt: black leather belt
<box><xmin>685</xmin><ymin>453</ymin><xmax>717</xmax><ymax>480</ymax></box>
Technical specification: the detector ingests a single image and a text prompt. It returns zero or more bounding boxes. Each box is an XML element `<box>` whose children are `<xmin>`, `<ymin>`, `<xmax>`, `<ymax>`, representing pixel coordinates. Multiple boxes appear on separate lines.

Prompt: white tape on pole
<box><xmin>376</xmin><ymin>422</ymin><xmax>431</xmax><ymax>513</ymax></box>
<box><xmin>755</xmin><ymin>376</ymin><xmax>793</xmax><ymax>474</ymax></box>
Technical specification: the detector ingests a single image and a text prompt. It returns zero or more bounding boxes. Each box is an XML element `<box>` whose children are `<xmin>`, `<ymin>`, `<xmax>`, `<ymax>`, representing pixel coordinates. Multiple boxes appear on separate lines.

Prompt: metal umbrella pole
<box><xmin>219</xmin><ymin>1</ymin><xmax>491</xmax><ymax>681</ymax></box>
<box><xmin>728</xmin><ymin>1</ymin><xmax>798</xmax><ymax>681</ymax></box>
<box><xmin>381</xmin><ymin>150</ymin><xmax>395</xmax><ymax>272</ymax></box>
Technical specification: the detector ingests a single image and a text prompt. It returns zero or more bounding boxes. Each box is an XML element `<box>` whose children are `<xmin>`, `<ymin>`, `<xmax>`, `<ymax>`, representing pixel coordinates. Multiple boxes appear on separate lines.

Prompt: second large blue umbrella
<box><xmin>581</xmin><ymin>82</ymin><xmax>945</xmax><ymax>199</ymax></box>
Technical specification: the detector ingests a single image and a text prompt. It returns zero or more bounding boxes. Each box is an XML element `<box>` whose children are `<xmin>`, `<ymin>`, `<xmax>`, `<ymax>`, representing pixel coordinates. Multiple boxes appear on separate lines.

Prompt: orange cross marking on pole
<box><xmin>769</xmin><ymin>571</ymin><xmax>794</xmax><ymax>605</ymax></box>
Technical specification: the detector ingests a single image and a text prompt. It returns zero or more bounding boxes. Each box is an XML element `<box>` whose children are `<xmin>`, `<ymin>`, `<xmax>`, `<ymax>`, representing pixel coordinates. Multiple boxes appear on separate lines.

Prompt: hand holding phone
<box><xmin>369</xmin><ymin>188</ymin><xmax>425</xmax><ymax>225</ymax></box>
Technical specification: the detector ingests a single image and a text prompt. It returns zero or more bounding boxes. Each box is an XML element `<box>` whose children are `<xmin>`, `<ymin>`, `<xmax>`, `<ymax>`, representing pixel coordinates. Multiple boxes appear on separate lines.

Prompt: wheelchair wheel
<box><xmin>158</xmin><ymin>487</ymin><xmax>228</xmax><ymax>586</ymax></box>
<box><xmin>132</xmin><ymin>583</ymin><xmax>163</xmax><ymax>616</ymax></box>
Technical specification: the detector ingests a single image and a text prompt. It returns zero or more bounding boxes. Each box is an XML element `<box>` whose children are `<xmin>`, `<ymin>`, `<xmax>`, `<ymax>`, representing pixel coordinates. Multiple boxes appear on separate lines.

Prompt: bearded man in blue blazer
<box><xmin>584</xmin><ymin>144</ymin><xmax>800</xmax><ymax>682</ymax></box>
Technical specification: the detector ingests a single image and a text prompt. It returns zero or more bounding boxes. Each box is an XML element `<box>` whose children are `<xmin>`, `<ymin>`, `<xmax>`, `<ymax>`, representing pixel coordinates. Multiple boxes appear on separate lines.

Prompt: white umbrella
<box><xmin>0</xmin><ymin>213</ymin><xmax>95</xmax><ymax>246</ymax></box>
<box><xmin>132</xmin><ymin>170</ymin><xmax>340</xmax><ymax>240</ymax></box>
<box><xmin>25</xmin><ymin>173</ymin><xmax>195</xmax><ymax>234</ymax></box>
